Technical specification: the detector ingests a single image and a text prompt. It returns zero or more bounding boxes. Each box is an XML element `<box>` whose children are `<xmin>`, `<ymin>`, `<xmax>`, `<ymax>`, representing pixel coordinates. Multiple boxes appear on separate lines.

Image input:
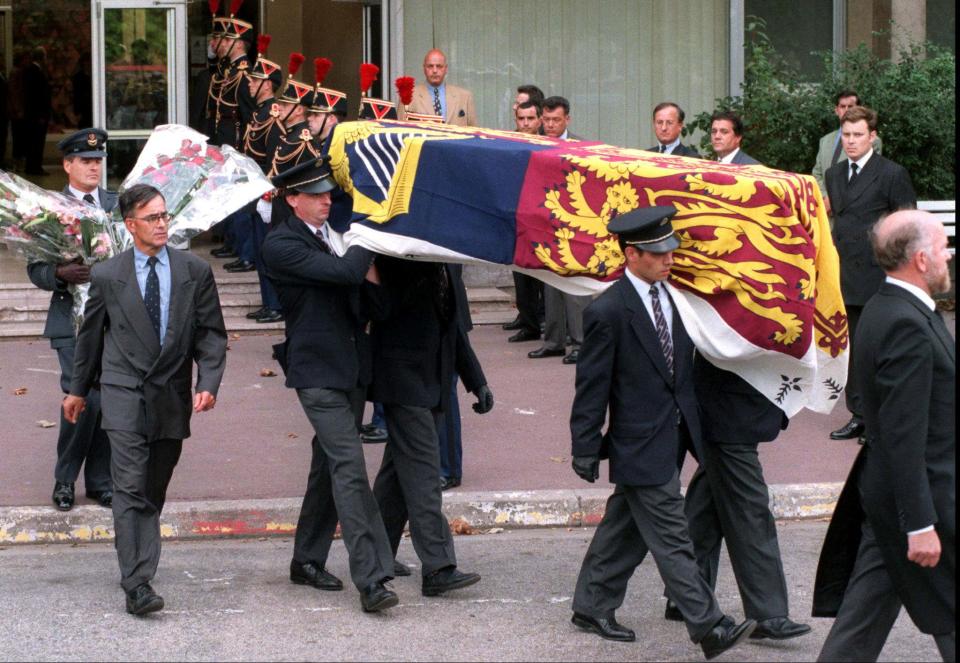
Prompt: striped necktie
<box><xmin>649</xmin><ymin>284</ymin><xmax>674</xmax><ymax>376</ymax></box>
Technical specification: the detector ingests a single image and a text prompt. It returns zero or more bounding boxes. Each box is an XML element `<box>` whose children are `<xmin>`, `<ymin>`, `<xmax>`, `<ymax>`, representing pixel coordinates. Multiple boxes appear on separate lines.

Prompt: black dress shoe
<box><xmin>393</xmin><ymin>561</ymin><xmax>411</xmax><ymax>577</ymax></box>
<box><xmin>571</xmin><ymin>612</ymin><xmax>636</xmax><ymax>642</ymax></box>
<box><xmin>830</xmin><ymin>418</ymin><xmax>865</xmax><ymax>440</ymax></box>
<box><xmin>422</xmin><ymin>566</ymin><xmax>480</xmax><ymax>596</ymax></box>
<box><xmin>749</xmin><ymin>616</ymin><xmax>812</xmax><ymax>640</ymax></box>
<box><xmin>256</xmin><ymin>310</ymin><xmax>283</xmax><ymax>323</ymax></box>
<box><xmin>562</xmin><ymin>349</ymin><xmax>580</xmax><ymax>364</ymax></box>
<box><xmin>528</xmin><ymin>346</ymin><xmax>565</xmax><ymax>359</ymax></box>
<box><xmin>502</xmin><ymin>317</ymin><xmax>523</xmax><ymax>331</ymax></box>
<box><xmin>508</xmin><ymin>328</ymin><xmax>541</xmax><ymax>343</ymax></box>
<box><xmin>125</xmin><ymin>583</ymin><xmax>164</xmax><ymax>616</ymax></box>
<box><xmin>52</xmin><ymin>482</ymin><xmax>74</xmax><ymax>511</ymax></box>
<box><xmin>664</xmin><ymin>599</ymin><xmax>683</xmax><ymax>622</ymax></box>
<box><xmin>360</xmin><ymin>425</ymin><xmax>388</xmax><ymax>443</ymax></box>
<box><xmin>225</xmin><ymin>260</ymin><xmax>256</xmax><ymax>273</ymax></box>
<box><xmin>440</xmin><ymin>476</ymin><xmax>461</xmax><ymax>491</ymax></box>
<box><xmin>360</xmin><ymin>581</ymin><xmax>399</xmax><ymax>612</ymax></box>
<box><xmin>246</xmin><ymin>306</ymin><xmax>268</xmax><ymax>320</ymax></box>
<box><xmin>701</xmin><ymin>618</ymin><xmax>756</xmax><ymax>660</ymax></box>
<box><xmin>211</xmin><ymin>246</ymin><xmax>237</xmax><ymax>258</ymax></box>
<box><xmin>86</xmin><ymin>490</ymin><xmax>113</xmax><ymax>508</ymax></box>
<box><xmin>290</xmin><ymin>560</ymin><xmax>344</xmax><ymax>591</ymax></box>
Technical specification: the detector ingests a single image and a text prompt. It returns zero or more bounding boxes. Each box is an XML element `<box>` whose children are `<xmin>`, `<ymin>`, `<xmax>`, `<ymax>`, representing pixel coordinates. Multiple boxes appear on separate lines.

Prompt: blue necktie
<box><xmin>145</xmin><ymin>256</ymin><xmax>161</xmax><ymax>341</ymax></box>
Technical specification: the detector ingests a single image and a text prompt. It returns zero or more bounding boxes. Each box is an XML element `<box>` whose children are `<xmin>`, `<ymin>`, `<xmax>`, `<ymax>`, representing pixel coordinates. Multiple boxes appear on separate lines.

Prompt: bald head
<box><xmin>423</xmin><ymin>49</ymin><xmax>448</xmax><ymax>87</ymax></box>
<box><xmin>873</xmin><ymin>209</ymin><xmax>952</xmax><ymax>295</ymax></box>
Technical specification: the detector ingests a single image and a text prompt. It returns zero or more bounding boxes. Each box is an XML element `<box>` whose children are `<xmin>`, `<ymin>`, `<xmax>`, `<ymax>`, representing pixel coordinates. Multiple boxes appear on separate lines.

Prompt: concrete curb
<box><xmin>0</xmin><ymin>483</ymin><xmax>841</xmax><ymax>545</ymax></box>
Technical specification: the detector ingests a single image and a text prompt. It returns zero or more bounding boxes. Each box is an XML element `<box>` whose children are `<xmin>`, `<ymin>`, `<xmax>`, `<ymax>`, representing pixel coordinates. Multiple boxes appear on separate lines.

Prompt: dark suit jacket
<box><xmin>262</xmin><ymin>217</ymin><xmax>379</xmax><ymax>391</ymax></box>
<box><xmin>70</xmin><ymin>248</ymin><xmax>226</xmax><ymax>442</ymax></box>
<box><xmin>648</xmin><ymin>143</ymin><xmax>700</xmax><ymax>158</ymax></box>
<box><xmin>22</xmin><ymin>61</ymin><xmax>51</xmax><ymax>121</ymax></box>
<box><xmin>694</xmin><ymin>354</ymin><xmax>787</xmax><ymax>444</ymax></box>
<box><xmin>729</xmin><ymin>149</ymin><xmax>760</xmax><ymax>165</ymax></box>
<box><xmin>27</xmin><ymin>186</ymin><xmax>119</xmax><ymax>344</ymax></box>
<box><xmin>570</xmin><ymin>277</ymin><xmax>702</xmax><ymax>486</ymax></box>
<box><xmin>368</xmin><ymin>257</ymin><xmax>485</xmax><ymax>411</ymax></box>
<box><xmin>813</xmin><ymin>283</ymin><xmax>955</xmax><ymax>634</ymax></box>
<box><xmin>825</xmin><ymin>154</ymin><xmax>916</xmax><ymax>305</ymax></box>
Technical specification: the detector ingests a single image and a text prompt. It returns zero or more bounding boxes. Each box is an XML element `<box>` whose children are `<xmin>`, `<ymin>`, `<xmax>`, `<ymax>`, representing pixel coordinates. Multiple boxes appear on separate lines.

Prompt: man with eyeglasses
<box><xmin>63</xmin><ymin>184</ymin><xmax>227</xmax><ymax>616</ymax></box>
<box><xmin>27</xmin><ymin>128</ymin><xmax>116</xmax><ymax>512</ymax></box>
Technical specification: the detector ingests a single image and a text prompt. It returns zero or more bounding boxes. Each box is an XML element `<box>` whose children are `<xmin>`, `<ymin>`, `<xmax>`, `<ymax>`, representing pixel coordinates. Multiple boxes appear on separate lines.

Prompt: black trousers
<box><xmin>297</xmin><ymin>387</ymin><xmax>393</xmax><ymax>590</ymax></box>
<box><xmin>513</xmin><ymin>272</ymin><xmax>543</xmax><ymax>333</ymax></box>
<box><xmin>54</xmin><ymin>344</ymin><xmax>111</xmax><ymax>491</ymax></box>
<box><xmin>684</xmin><ymin>441</ymin><xmax>789</xmax><ymax>620</ymax></box>
<box><xmin>818</xmin><ymin>519</ymin><xmax>955</xmax><ymax>662</ymax></box>
<box><xmin>844</xmin><ymin>304</ymin><xmax>864</xmax><ymax>421</ymax></box>
<box><xmin>373</xmin><ymin>404</ymin><xmax>457</xmax><ymax>575</ymax></box>
<box><xmin>572</xmin><ymin>474</ymin><xmax>724</xmax><ymax>643</ymax></box>
<box><xmin>107</xmin><ymin>431</ymin><xmax>182</xmax><ymax>593</ymax></box>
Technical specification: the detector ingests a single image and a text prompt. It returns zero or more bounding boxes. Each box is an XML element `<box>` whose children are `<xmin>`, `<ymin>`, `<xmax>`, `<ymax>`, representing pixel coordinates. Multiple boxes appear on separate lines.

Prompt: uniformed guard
<box><xmin>358</xmin><ymin>62</ymin><xmax>397</xmax><ymax>120</ymax></box>
<box><xmin>207</xmin><ymin>0</ymin><xmax>255</xmax><ymax>149</ymax></box>
<box><xmin>307</xmin><ymin>57</ymin><xmax>349</xmax><ymax>143</ymax></box>
<box><xmin>27</xmin><ymin>128</ymin><xmax>116</xmax><ymax>512</ymax></box>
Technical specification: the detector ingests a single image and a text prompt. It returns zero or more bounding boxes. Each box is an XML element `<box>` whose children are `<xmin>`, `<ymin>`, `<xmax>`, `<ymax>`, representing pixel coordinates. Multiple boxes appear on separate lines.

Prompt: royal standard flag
<box><xmin>326</xmin><ymin>120</ymin><xmax>848</xmax><ymax>417</ymax></box>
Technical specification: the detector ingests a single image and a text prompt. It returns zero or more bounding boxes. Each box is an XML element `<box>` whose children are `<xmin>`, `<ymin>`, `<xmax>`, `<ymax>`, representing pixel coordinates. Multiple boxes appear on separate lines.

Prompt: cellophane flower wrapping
<box><xmin>118</xmin><ymin>124</ymin><xmax>273</xmax><ymax>250</ymax></box>
<box><xmin>0</xmin><ymin>170</ymin><xmax>126</xmax><ymax>330</ymax></box>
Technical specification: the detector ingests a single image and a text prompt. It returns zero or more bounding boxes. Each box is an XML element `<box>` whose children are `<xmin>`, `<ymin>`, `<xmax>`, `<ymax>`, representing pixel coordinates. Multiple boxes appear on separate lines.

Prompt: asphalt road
<box><xmin>0</xmin><ymin>522</ymin><xmax>939</xmax><ymax>661</ymax></box>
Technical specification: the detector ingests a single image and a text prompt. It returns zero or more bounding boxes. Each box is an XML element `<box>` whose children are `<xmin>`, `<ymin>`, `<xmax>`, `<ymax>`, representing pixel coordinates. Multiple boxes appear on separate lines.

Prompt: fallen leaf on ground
<box><xmin>13</xmin><ymin>387</ymin><xmax>27</xmax><ymax>396</ymax></box>
<box><xmin>36</xmin><ymin>420</ymin><xmax>56</xmax><ymax>428</ymax></box>
<box><xmin>485</xmin><ymin>527</ymin><xmax>505</xmax><ymax>535</ymax></box>
<box><xmin>287</xmin><ymin>432</ymin><xmax>298</xmax><ymax>439</ymax></box>
<box><xmin>450</xmin><ymin>518</ymin><xmax>474</xmax><ymax>535</ymax></box>
<box><xmin>549</xmin><ymin>455</ymin><xmax>567</xmax><ymax>463</ymax></box>
<box><xmin>231</xmin><ymin>334</ymin><xmax>241</xmax><ymax>340</ymax></box>
<box><xmin>259</xmin><ymin>368</ymin><xmax>276</xmax><ymax>377</ymax></box>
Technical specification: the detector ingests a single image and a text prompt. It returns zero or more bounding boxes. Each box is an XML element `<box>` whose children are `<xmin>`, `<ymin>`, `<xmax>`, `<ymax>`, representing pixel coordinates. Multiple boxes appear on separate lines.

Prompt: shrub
<box><xmin>687</xmin><ymin>19</ymin><xmax>956</xmax><ymax>199</ymax></box>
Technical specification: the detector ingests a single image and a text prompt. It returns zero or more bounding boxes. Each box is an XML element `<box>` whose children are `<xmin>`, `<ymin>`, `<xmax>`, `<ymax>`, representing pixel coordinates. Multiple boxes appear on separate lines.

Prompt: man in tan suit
<box><xmin>405</xmin><ymin>49</ymin><xmax>476</xmax><ymax>126</ymax></box>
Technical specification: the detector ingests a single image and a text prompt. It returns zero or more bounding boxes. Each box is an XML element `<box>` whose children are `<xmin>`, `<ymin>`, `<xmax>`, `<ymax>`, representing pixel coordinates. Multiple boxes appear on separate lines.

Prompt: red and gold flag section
<box><xmin>327</xmin><ymin>120</ymin><xmax>847</xmax><ymax>416</ymax></box>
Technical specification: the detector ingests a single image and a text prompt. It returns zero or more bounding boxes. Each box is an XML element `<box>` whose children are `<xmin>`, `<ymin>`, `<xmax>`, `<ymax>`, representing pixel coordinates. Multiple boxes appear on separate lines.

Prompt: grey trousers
<box><xmin>373</xmin><ymin>403</ymin><xmax>456</xmax><ymax>575</ymax></box>
<box><xmin>572</xmin><ymin>474</ymin><xmax>724</xmax><ymax>643</ymax></box>
<box><xmin>818</xmin><ymin>520</ymin><xmax>956</xmax><ymax>662</ymax></box>
<box><xmin>297</xmin><ymin>387</ymin><xmax>393</xmax><ymax>590</ymax></box>
<box><xmin>55</xmin><ymin>344</ymin><xmax>111</xmax><ymax>491</ymax></box>
<box><xmin>107</xmin><ymin>430</ymin><xmax>182</xmax><ymax>593</ymax></box>
<box><xmin>542</xmin><ymin>285</ymin><xmax>590</xmax><ymax>350</ymax></box>
<box><xmin>292</xmin><ymin>388</ymin><xmax>366</xmax><ymax>570</ymax></box>
<box><xmin>684</xmin><ymin>441</ymin><xmax>789</xmax><ymax>620</ymax></box>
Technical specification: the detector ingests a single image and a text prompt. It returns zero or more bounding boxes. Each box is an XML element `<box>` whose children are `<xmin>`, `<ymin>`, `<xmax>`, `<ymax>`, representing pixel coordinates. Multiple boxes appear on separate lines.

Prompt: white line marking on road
<box><xmin>513</xmin><ymin>408</ymin><xmax>536</xmax><ymax>415</ymax></box>
<box><xmin>25</xmin><ymin>368</ymin><xmax>59</xmax><ymax>375</ymax></box>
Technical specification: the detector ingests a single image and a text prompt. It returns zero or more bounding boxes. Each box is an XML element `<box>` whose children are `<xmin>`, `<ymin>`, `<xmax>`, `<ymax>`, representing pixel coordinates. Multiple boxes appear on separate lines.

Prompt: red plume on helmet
<box><xmin>359</xmin><ymin>63</ymin><xmax>379</xmax><ymax>94</ymax></box>
<box><xmin>395</xmin><ymin>76</ymin><xmax>415</xmax><ymax>106</ymax></box>
<box><xmin>314</xmin><ymin>57</ymin><xmax>333</xmax><ymax>86</ymax></box>
<box><xmin>257</xmin><ymin>34</ymin><xmax>271</xmax><ymax>57</ymax></box>
<box><xmin>209</xmin><ymin>0</ymin><xmax>221</xmax><ymax>16</ymax></box>
<box><xmin>288</xmin><ymin>52</ymin><xmax>305</xmax><ymax>77</ymax></box>
<box><xmin>229</xmin><ymin>0</ymin><xmax>243</xmax><ymax>17</ymax></box>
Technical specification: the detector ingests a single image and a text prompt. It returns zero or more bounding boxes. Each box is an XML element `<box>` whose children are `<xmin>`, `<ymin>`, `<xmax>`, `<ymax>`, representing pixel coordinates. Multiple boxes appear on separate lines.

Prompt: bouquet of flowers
<box><xmin>118</xmin><ymin>124</ymin><xmax>273</xmax><ymax>249</ymax></box>
<box><xmin>0</xmin><ymin>170</ymin><xmax>126</xmax><ymax>329</ymax></box>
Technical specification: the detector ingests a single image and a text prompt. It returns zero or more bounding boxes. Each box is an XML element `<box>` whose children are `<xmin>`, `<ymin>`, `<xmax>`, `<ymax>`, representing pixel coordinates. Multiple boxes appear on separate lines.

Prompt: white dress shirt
<box><xmin>69</xmin><ymin>185</ymin><xmax>100</xmax><ymax>208</ymax></box>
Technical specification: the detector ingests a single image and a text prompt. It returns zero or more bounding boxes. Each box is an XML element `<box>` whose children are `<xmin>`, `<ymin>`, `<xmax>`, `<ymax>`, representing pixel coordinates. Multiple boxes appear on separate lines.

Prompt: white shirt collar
<box><xmin>885</xmin><ymin>276</ymin><xmax>935</xmax><ymax>311</ymax></box>
<box><xmin>302</xmin><ymin>219</ymin><xmax>330</xmax><ymax>243</ymax></box>
<box><xmin>659</xmin><ymin>137</ymin><xmax>681</xmax><ymax>152</ymax></box>
<box><xmin>851</xmin><ymin>148</ymin><xmax>874</xmax><ymax>172</ymax></box>
<box><xmin>69</xmin><ymin>185</ymin><xmax>99</xmax><ymax>207</ymax></box>
<box><xmin>718</xmin><ymin>147</ymin><xmax>740</xmax><ymax>164</ymax></box>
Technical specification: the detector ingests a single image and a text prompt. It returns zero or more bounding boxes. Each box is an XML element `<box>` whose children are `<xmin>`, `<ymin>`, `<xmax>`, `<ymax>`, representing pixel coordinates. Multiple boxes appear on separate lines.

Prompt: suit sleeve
<box><xmin>26</xmin><ymin>261</ymin><xmax>64</xmax><ymax>292</ymax></box>
<box><xmin>191</xmin><ymin>264</ymin><xmax>227</xmax><ymax>397</ymax></box>
<box><xmin>887</xmin><ymin>164</ymin><xmax>917</xmax><ymax>211</ymax></box>
<box><xmin>262</xmin><ymin>234</ymin><xmax>371</xmax><ymax>287</ymax></box>
<box><xmin>464</xmin><ymin>90</ymin><xmax>477</xmax><ymax>126</ymax></box>
<box><xmin>812</xmin><ymin>135</ymin><xmax>829</xmax><ymax>194</ymax></box>
<box><xmin>873</xmin><ymin>315</ymin><xmax>938</xmax><ymax>532</ymax></box>
<box><xmin>69</xmin><ymin>269</ymin><xmax>106</xmax><ymax>397</ymax></box>
<box><xmin>454</xmin><ymin>324</ymin><xmax>486</xmax><ymax>393</ymax></box>
<box><xmin>570</xmin><ymin>305</ymin><xmax>615</xmax><ymax>458</ymax></box>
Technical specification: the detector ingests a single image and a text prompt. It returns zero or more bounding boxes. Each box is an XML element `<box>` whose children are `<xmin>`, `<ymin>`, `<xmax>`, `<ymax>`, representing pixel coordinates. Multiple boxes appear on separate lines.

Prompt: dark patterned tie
<box><xmin>436</xmin><ymin>264</ymin><xmax>452</xmax><ymax>322</ymax></box>
<box><xmin>82</xmin><ymin>193</ymin><xmax>97</xmax><ymax>207</ymax></box>
<box><xmin>659</xmin><ymin>144</ymin><xmax>666</xmax><ymax>154</ymax></box>
<box><xmin>315</xmin><ymin>228</ymin><xmax>331</xmax><ymax>254</ymax></box>
<box><xmin>145</xmin><ymin>256</ymin><xmax>161</xmax><ymax>341</ymax></box>
<box><xmin>649</xmin><ymin>284</ymin><xmax>674</xmax><ymax>376</ymax></box>
<box><xmin>432</xmin><ymin>87</ymin><xmax>442</xmax><ymax>117</ymax></box>
<box><xmin>848</xmin><ymin>162</ymin><xmax>859</xmax><ymax>183</ymax></box>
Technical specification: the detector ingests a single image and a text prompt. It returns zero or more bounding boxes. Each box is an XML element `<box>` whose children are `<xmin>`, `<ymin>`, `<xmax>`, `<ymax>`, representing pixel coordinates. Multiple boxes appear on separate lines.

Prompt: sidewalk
<box><xmin>1</xmin><ymin>315</ymin><xmax>953</xmax><ymax>544</ymax></box>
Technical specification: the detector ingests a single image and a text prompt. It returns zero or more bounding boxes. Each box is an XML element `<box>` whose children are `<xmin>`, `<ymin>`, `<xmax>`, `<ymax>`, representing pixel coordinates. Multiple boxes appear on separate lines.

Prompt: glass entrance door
<box><xmin>91</xmin><ymin>0</ymin><xmax>187</xmax><ymax>188</ymax></box>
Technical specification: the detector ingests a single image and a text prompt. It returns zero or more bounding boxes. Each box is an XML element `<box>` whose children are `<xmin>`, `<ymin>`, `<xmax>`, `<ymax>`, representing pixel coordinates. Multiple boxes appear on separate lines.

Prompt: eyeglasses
<box><xmin>128</xmin><ymin>211</ymin><xmax>171</xmax><ymax>225</ymax></box>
